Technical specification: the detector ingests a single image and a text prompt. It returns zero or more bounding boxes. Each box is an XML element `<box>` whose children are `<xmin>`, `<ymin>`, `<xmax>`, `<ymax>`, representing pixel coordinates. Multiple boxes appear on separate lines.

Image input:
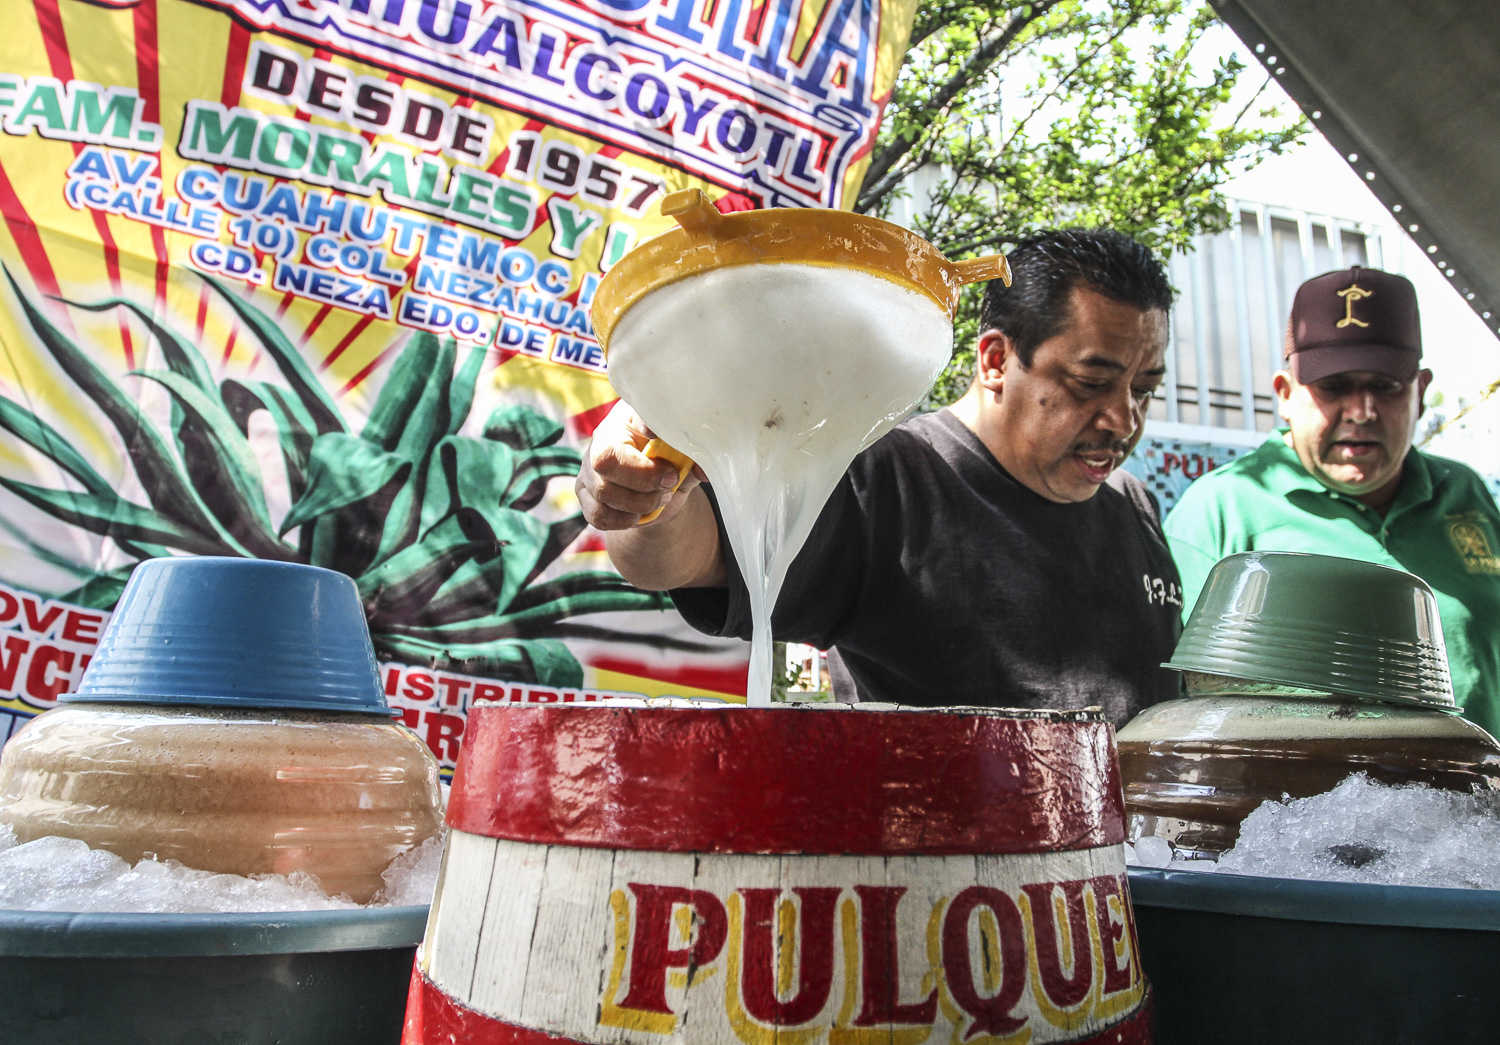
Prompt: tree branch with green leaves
<box><xmin>856</xmin><ymin>0</ymin><xmax>1307</xmax><ymax>405</ymax></box>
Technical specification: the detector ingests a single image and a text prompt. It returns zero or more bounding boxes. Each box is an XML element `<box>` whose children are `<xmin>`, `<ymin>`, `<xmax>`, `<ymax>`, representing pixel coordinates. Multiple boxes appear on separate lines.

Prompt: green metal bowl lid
<box><xmin>1164</xmin><ymin>551</ymin><xmax>1455</xmax><ymax>711</ymax></box>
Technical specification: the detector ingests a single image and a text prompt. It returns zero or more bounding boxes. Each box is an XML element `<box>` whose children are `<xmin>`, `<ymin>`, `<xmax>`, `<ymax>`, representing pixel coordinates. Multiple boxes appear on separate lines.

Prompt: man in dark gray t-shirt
<box><xmin>576</xmin><ymin>228</ymin><xmax>1182</xmax><ymax>726</ymax></box>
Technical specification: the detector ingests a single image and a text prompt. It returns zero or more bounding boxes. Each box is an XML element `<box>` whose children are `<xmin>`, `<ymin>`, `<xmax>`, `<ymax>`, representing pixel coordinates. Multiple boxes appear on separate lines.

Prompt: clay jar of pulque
<box><xmin>0</xmin><ymin>557</ymin><xmax>442</xmax><ymax>902</ymax></box>
<box><xmin>1117</xmin><ymin>552</ymin><xmax>1500</xmax><ymax>856</ymax></box>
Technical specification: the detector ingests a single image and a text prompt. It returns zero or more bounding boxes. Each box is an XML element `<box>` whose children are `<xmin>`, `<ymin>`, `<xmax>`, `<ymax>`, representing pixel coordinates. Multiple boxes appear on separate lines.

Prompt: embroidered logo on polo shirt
<box><xmin>1445</xmin><ymin>513</ymin><xmax>1500</xmax><ymax>575</ymax></box>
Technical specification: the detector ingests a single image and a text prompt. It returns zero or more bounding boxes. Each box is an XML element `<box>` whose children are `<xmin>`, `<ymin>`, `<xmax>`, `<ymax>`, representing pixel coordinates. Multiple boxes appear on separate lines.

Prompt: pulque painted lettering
<box><xmin>602</xmin><ymin>874</ymin><xmax>1145</xmax><ymax>1041</ymax></box>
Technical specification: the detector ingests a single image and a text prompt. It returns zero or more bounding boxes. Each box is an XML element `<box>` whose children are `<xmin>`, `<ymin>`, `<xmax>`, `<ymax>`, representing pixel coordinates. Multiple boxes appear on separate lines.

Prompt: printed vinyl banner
<box><xmin>1122</xmin><ymin>430</ymin><xmax>1262</xmax><ymax>517</ymax></box>
<box><xmin>0</xmin><ymin>0</ymin><xmax>921</xmax><ymax>770</ymax></box>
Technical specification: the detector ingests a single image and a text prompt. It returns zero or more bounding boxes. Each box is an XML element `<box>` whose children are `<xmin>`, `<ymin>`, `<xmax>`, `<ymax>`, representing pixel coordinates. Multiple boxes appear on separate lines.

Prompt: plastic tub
<box><xmin>0</xmin><ymin>905</ymin><xmax>427</xmax><ymax>1045</ymax></box>
<box><xmin>1129</xmin><ymin>867</ymin><xmax>1500</xmax><ymax>1044</ymax></box>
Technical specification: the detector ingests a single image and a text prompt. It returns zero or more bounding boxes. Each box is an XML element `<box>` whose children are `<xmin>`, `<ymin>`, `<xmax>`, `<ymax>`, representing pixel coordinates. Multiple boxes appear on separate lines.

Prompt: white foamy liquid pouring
<box><xmin>608</xmin><ymin>264</ymin><xmax>951</xmax><ymax>704</ymax></box>
<box><xmin>1128</xmin><ymin>772</ymin><xmax>1500</xmax><ymax>889</ymax></box>
<box><xmin>0</xmin><ymin>821</ymin><xmax>446</xmax><ymax>913</ymax></box>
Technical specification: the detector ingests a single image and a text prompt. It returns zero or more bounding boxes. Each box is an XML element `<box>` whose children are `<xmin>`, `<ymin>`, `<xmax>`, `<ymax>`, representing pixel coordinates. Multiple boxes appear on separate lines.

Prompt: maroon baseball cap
<box><xmin>1285</xmin><ymin>266</ymin><xmax>1422</xmax><ymax>383</ymax></box>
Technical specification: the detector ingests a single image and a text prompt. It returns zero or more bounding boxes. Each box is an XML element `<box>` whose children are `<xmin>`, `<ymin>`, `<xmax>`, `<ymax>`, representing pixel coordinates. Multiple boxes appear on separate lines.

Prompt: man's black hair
<box><xmin>979</xmin><ymin>228</ymin><xmax>1174</xmax><ymax>367</ymax></box>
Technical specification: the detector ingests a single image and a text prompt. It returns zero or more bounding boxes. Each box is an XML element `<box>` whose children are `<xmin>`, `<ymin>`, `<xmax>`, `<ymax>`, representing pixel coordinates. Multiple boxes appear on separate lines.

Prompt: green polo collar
<box><xmin>1262</xmin><ymin>430</ymin><xmax>1436</xmax><ymax>521</ymax></box>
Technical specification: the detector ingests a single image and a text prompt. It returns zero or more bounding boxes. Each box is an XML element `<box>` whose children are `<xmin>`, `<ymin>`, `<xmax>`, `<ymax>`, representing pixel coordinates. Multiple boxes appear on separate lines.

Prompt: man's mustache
<box><xmin>1073</xmin><ymin>439</ymin><xmax>1132</xmax><ymax>455</ymax></box>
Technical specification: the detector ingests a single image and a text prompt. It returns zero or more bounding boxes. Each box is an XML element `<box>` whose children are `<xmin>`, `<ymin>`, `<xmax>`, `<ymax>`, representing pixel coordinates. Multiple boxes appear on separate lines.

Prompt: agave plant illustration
<box><xmin>0</xmin><ymin>265</ymin><xmax>674</xmax><ymax>686</ymax></box>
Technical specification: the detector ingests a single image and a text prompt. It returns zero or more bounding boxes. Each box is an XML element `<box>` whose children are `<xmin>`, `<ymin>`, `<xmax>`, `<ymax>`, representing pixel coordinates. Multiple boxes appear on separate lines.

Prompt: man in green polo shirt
<box><xmin>1165</xmin><ymin>265</ymin><xmax>1500</xmax><ymax>735</ymax></box>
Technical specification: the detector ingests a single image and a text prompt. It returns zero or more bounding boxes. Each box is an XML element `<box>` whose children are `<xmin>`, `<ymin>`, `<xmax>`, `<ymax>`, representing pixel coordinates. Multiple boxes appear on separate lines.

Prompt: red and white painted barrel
<box><xmin>403</xmin><ymin>703</ymin><xmax>1151</xmax><ymax>1044</ymax></box>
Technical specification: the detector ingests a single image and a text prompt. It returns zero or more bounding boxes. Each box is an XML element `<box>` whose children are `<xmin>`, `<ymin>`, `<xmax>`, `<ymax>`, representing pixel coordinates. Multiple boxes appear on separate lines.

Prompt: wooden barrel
<box><xmin>403</xmin><ymin>703</ymin><xmax>1151</xmax><ymax>1044</ymax></box>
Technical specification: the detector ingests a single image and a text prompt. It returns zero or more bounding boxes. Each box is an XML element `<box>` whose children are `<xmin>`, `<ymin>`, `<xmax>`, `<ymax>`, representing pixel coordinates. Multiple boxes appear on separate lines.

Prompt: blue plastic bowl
<box><xmin>65</xmin><ymin>557</ymin><xmax>392</xmax><ymax>716</ymax></box>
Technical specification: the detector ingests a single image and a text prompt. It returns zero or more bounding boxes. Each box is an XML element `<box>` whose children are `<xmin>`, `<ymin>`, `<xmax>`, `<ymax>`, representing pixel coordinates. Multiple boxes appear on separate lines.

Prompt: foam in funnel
<box><xmin>607</xmin><ymin>262</ymin><xmax>951</xmax><ymax>704</ymax></box>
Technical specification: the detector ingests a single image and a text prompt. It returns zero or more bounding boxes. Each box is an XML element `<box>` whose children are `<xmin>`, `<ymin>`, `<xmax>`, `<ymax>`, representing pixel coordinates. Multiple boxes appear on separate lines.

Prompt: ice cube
<box><xmin>375</xmin><ymin>831</ymin><xmax>445</xmax><ymax>906</ymax></box>
<box><xmin>1131</xmin><ymin>834</ymin><xmax>1174</xmax><ymax>868</ymax></box>
<box><xmin>0</xmin><ymin>833</ymin><xmax>435</xmax><ymax>913</ymax></box>
<box><xmin>0</xmin><ymin>836</ymin><xmax>130</xmax><ymax>910</ymax></box>
<box><xmin>1217</xmin><ymin>772</ymin><xmax>1500</xmax><ymax>889</ymax></box>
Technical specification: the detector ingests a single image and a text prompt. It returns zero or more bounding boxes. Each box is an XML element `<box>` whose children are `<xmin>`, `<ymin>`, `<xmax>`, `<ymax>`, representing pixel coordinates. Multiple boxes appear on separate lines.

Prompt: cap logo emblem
<box><xmin>1336</xmin><ymin>282</ymin><xmax>1373</xmax><ymax>328</ymax></box>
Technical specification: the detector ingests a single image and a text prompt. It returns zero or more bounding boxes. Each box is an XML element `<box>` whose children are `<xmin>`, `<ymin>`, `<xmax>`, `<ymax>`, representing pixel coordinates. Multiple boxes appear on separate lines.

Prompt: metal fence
<box><xmin>1153</xmin><ymin>199</ymin><xmax>1381</xmax><ymax>431</ymax></box>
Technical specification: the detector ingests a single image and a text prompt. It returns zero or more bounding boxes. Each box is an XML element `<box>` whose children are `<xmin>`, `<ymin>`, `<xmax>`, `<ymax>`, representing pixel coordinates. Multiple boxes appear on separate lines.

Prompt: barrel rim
<box><xmin>0</xmin><ymin>904</ymin><xmax>429</xmax><ymax>958</ymax></box>
<box><xmin>467</xmin><ymin>699</ymin><xmax>1112</xmax><ymax>722</ymax></box>
<box><xmin>1128</xmin><ymin>867</ymin><xmax>1500</xmax><ymax>932</ymax></box>
<box><xmin>448</xmin><ymin>702</ymin><xmax>1124</xmax><ymax>855</ymax></box>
